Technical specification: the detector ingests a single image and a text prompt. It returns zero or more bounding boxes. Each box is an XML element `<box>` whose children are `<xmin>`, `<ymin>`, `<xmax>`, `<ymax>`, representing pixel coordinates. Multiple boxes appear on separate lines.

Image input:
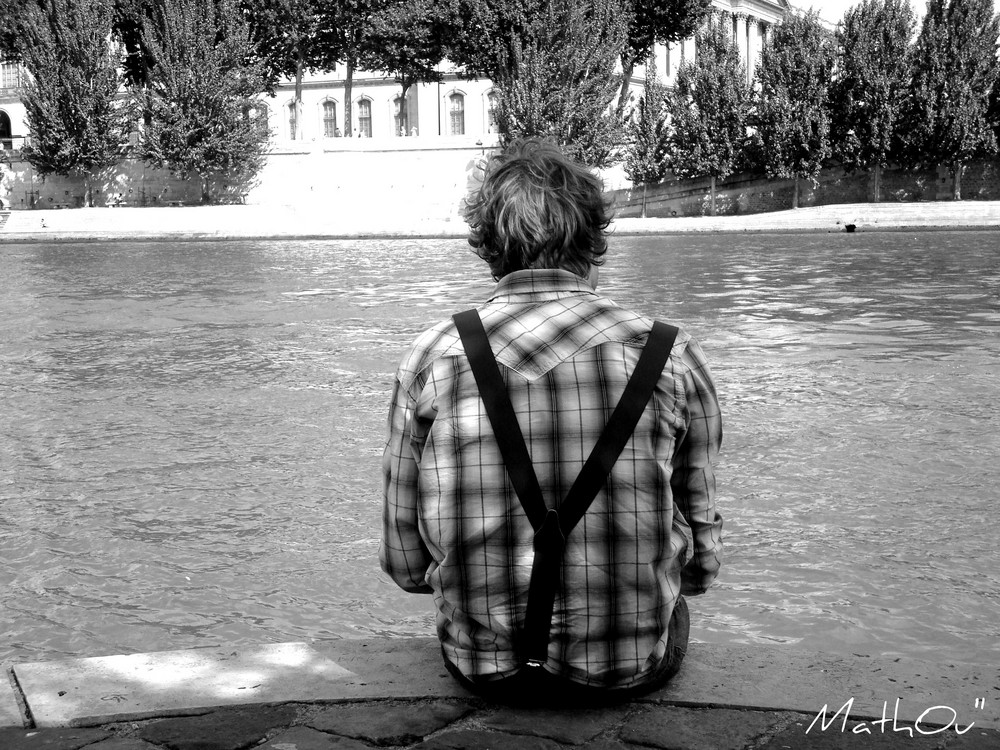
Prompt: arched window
<box><xmin>486</xmin><ymin>92</ymin><xmax>498</xmax><ymax>134</ymax></box>
<box><xmin>322</xmin><ymin>100</ymin><xmax>338</xmax><ymax>137</ymax></box>
<box><xmin>449</xmin><ymin>93</ymin><xmax>465</xmax><ymax>136</ymax></box>
<box><xmin>393</xmin><ymin>96</ymin><xmax>406</xmax><ymax>136</ymax></box>
<box><xmin>288</xmin><ymin>101</ymin><xmax>298</xmax><ymax>140</ymax></box>
<box><xmin>357</xmin><ymin>99</ymin><xmax>372</xmax><ymax>138</ymax></box>
<box><xmin>0</xmin><ymin>109</ymin><xmax>11</xmax><ymax>150</ymax></box>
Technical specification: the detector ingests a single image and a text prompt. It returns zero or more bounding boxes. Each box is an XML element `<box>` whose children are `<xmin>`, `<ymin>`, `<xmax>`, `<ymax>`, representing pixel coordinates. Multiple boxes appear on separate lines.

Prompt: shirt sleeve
<box><xmin>379</xmin><ymin>375</ymin><xmax>434</xmax><ymax>594</ymax></box>
<box><xmin>671</xmin><ymin>336</ymin><xmax>723</xmax><ymax>596</ymax></box>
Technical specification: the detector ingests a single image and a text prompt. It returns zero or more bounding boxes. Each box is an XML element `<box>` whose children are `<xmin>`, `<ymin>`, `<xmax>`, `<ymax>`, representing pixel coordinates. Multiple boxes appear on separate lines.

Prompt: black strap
<box><xmin>453</xmin><ymin>309</ymin><xmax>548</xmax><ymax>530</ymax></box>
<box><xmin>453</xmin><ymin>309</ymin><xmax>678</xmax><ymax>666</ymax></box>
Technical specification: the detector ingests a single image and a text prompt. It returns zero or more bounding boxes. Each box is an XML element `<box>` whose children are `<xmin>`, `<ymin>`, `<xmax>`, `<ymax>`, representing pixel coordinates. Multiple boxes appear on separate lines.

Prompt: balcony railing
<box><xmin>1</xmin><ymin>136</ymin><xmax>27</xmax><ymax>155</ymax></box>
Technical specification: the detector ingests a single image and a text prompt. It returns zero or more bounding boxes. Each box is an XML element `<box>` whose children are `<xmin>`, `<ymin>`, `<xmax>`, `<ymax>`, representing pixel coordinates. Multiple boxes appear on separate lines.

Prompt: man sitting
<box><xmin>381</xmin><ymin>138</ymin><xmax>723</xmax><ymax>702</ymax></box>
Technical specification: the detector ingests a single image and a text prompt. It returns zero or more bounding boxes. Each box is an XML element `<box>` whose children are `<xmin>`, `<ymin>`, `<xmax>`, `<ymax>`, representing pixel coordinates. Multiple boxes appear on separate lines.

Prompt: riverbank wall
<box><xmin>0</xmin><ymin>136</ymin><xmax>499</xmax><ymax>216</ymax></box>
<box><xmin>609</xmin><ymin>160</ymin><xmax>1000</xmax><ymax>219</ymax></box>
<box><xmin>3</xmin><ymin>199</ymin><xmax>1000</xmax><ymax>244</ymax></box>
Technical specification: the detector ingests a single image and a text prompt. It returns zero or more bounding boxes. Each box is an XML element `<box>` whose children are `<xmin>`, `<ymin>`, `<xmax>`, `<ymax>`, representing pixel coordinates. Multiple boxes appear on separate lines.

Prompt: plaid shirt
<box><xmin>380</xmin><ymin>269</ymin><xmax>722</xmax><ymax>688</ymax></box>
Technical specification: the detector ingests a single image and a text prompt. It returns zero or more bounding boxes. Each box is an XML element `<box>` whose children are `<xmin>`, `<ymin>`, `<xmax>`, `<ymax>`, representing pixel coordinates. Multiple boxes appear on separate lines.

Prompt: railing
<box><xmin>1</xmin><ymin>136</ymin><xmax>27</xmax><ymax>154</ymax></box>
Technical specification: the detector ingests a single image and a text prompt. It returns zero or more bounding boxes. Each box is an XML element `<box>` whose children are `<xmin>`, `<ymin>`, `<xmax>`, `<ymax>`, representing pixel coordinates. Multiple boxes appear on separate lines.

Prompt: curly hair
<box><xmin>464</xmin><ymin>138</ymin><xmax>612</xmax><ymax>280</ymax></box>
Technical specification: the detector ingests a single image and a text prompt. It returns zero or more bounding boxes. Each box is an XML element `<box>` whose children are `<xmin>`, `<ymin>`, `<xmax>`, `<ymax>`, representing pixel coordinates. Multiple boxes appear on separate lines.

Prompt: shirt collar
<box><xmin>486</xmin><ymin>269</ymin><xmax>595</xmax><ymax>302</ymax></box>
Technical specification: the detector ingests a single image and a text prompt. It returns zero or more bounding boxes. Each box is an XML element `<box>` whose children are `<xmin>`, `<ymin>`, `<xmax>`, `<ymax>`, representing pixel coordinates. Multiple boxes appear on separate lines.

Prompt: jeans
<box><xmin>444</xmin><ymin>595</ymin><xmax>690</xmax><ymax>706</ymax></box>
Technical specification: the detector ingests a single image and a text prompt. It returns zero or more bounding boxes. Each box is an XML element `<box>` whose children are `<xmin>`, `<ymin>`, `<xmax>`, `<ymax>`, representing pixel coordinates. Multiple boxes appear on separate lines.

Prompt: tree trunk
<box><xmin>83</xmin><ymin>174</ymin><xmax>92</xmax><ymax>208</ymax></box>
<box><xmin>710</xmin><ymin>175</ymin><xmax>717</xmax><ymax>216</ymax></box>
<box><xmin>344</xmin><ymin>54</ymin><xmax>355</xmax><ymax>137</ymax></box>
<box><xmin>293</xmin><ymin>49</ymin><xmax>305</xmax><ymax>141</ymax></box>
<box><xmin>399</xmin><ymin>80</ymin><xmax>411</xmax><ymax>135</ymax></box>
<box><xmin>792</xmin><ymin>176</ymin><xmax>800</xmax><ymax>209</ymax></box>
<box><xmin>616</xmin><ymin>54</ymin><xmax>637</xmax><ymax>117</ymax></box>
<box><xmin>954</xmin><ymin>161</ymin><xmax>963</xmax><ymax>201</ymax></box>
<box><xmin>641</xmin><ymin>183</ymin><xmax>647</xmax><ymax>218</ymax></box>
<box><xmin>873</xmin><ymin>164</ymin><xmax>882</xmax><ymax>203</ymax></box>
<box><xmin>201</xmin><ymin>175</ymin><xmax>210</xmax><ymax>204</ymax></box>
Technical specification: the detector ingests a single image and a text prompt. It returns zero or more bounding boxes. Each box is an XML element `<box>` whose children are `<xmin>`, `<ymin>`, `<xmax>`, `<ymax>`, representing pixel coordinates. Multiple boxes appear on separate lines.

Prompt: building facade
<box><xmin>257</xmin><ymin>0</ymin><xmax>790</xmax><ymax>149</ymax></box>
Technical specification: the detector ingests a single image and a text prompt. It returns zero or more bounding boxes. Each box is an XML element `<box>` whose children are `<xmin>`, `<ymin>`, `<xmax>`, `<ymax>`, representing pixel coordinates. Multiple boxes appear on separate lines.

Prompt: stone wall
<box><xmin>1</xmin><ymin>136</ymin><xmax>499</xmax><ymax>218</ymax></box>
<box><xmin>609</xmin><ymin>159</ymin><xmax>1000</xmax><ymax>218</ymax></box>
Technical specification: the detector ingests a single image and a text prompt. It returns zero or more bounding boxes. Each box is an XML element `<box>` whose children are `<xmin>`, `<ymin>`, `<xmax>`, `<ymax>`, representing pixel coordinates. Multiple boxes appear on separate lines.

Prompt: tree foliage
<box><xmin>902</xmin><ymin>0</ymin><xmax>999</xmax><ymax>197</ymax></box>
<box><xmin>617</xmin><ymin>0</ymin><xmax>711</xmax><ymax>113</ymax></box>
<box><xmin>243</xmin><ymin>0</ymin><xmax>329</xmax><ymax>95</ymax></box>
<box><xmin>133</xmin><ymin>0</ymin><xmax>269</xmax><ymax>202</ymax></box>
<box><xmin>624</xmin><ymin>60</ymin><xmax>669</xmax><ymax>184</ymax></box>
<box><xmin>361</xmin><ymin>0</ymin><xmax>454</xmax><ymax>132</ymax></box>
<box><xmin>250</xmin><ymin>0</ymin><xmax>327</xmax><ymax>140</ymax></box>
<box><xmin>830</xmin><ymin>0</ymin><xmax>915</xmax><ymax>185</ymax></box>
<box><xmin>312</xmin><ymin>0</ymin><xmax>381</xmax><ymax>136</ymax></box>
<box><xmin>446</xmin><ymin>0</ymin><xmax>538</xmax><ymax>81</ymax></box>
<box><xmin>0</xmin><ymin>0</ymin><xmax>28</xmax><ymax>62</ymax></box>
<box><xmin>18</xmin><ymin>0</ymin><xmax>131</xmax><ymax>204</ymax></box>
<box><xmin>751</xmin><ymin>10</ymin><xmax>835</xmax><ymax>206</ymax></box>
<box><xmin>667</xmin><ymin>13</ymin><xmax>751</xmax><ymax>182</ymax></box>
<box><xmin>490</xmin><ymin>0</ymin><xmax>627</xmax><ymax>168</ymax></box>
<box><xmin>623</xmin><ymin>58</ymin><xmax>669</xmax><ymax>217</ymax></box>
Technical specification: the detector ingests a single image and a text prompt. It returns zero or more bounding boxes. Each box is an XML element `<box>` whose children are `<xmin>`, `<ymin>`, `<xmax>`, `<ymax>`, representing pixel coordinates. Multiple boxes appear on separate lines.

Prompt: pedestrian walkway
<box><xmin>2</xmin><ymin>638</ymin><xmax>997</xmax><ymax>749</ymax></box>
<box><xmin>1</xmin><ymin>200</ymin><xmax>1000</xmax><ymax>243</ymax></box>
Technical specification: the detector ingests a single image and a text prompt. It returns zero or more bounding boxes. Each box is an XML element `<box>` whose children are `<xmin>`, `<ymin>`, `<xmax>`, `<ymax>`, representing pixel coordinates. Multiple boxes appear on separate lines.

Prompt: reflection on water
<box><xmin>2</xmin><ymin>233</ymin><xmax>998</xmax><ymax>667</ymax></box>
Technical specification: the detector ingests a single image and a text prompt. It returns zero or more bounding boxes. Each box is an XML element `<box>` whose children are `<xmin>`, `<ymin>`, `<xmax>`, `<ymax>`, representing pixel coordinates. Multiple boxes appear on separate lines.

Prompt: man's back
<box><xmin>381</xmin><ymin>268</ymin><xmax>722</xmax><ymax>689</ymax></box>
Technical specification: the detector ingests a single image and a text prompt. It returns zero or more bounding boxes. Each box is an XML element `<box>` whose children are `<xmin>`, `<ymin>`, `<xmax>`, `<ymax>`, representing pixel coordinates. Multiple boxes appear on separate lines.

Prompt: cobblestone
<box><xmin>135</xmin><ymin>705</ymin><xmax>297</xmax><ymax>750</ymax></box>
<box><xmin>619</xmin><ymin>706</ymin><xmax>793</xmax><ymax>750</ymax></box>
<box><xmin>306</xmin><ymin>700</ymin><xmax>473</xmax><ymax>746</ymax></box>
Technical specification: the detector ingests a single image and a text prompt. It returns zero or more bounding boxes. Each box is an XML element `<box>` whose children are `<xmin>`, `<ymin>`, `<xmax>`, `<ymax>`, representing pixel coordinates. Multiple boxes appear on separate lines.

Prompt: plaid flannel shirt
<box><xmin>380</xmin><ymin>269</ymin><xmax>722</xmax><ymax>688</ymax></box>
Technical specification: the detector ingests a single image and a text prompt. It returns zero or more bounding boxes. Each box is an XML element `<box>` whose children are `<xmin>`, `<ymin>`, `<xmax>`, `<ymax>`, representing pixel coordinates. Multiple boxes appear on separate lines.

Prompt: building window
<box><xmin>288</xmin><ymin>102</ymin><xmax>298</xmax><ymax>140</ymax></box>
<box><xmin>449</xmin><ymin>93</ymin><xmax>465</xmax><ymax>136</ymax></box>
<box><xmin>393</xmin><ymin>96</ymin><xmax>406</xmax><ymax>136</ymax></box>
<box><xmin>323</xmin><ymin>100</ymin><xmax>338</xmax><ymax>137</ymax></box>
<box><xmin>486</xmin><ymin>92</ymin><xmax>497</xmax><ymax>133</ymax></box>
<box><xmin>0</xmin><ymin>63</ymin><xmax>21</xmax><ymax>90</ymax></box>
<box><xmin>357</xmin><ymin>99</ymin><xmax>372</xmax><ymax>137</ymax></box>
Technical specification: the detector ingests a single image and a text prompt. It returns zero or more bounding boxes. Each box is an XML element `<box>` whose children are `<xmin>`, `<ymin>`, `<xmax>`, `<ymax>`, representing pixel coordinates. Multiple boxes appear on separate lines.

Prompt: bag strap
<box><xmin>452</xmin><ymin>309</ymin><xmax>678</xmax><ymax>665</ymax></box>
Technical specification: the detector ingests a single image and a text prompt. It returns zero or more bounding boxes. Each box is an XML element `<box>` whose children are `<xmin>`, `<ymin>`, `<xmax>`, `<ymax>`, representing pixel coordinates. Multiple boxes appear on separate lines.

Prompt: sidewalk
<box><xmin>3</xmin><ymin>638</ymin><xmax>998</xmax><ymax>749</ymax></box>
<box><xmin>2</xmin><ymin>200</ymin><xmax>1000</xmax><ymax>242</ymax></box>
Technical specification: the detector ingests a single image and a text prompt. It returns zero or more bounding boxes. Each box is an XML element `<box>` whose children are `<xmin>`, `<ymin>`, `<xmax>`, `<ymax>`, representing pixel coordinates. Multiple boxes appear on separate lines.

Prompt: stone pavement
<box><xmin>2</xmin><ymin>200</ymin><xmax>1000</xmax><ymax>243</ymax></box>
<box><xmin>2</xmin><ymin>638</ymin><xmax>998</xmax><ymax>749</ymax></box>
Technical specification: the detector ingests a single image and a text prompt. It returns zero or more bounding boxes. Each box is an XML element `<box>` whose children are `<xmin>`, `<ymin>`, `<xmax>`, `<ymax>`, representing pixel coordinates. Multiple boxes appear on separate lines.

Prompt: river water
<box><xmin>2</xmin><ymin>232</ymin><xmax>998</xmax><ymax>668</ymax></box>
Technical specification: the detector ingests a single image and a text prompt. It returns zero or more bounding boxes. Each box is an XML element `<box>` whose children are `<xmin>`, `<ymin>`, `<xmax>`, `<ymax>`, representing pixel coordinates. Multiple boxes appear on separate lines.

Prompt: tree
<box><xmin>623</xmin><ymin>57</ymin><xmax>670</xmax><ymax>217</ymax></box>
<box><xmin>617</xmin><ymin>0</ymin><xmax>712</xmax><ymax>115</ymax></box>
<box><xmin>490</xmin><ymin>0</ymin><xmax>628</xmax><ymax>168</ymax></box>
<box><xmin>667</xmin><ymin>12</ymin><xmax>751</xmax><ymax>215</ymax></box>
<box><xmin>902</xmin><ymin>0</ymin><xmax>999</xmax><ymax>199</ymax></box>
<box><xmin>448</xmin><ymin>0</ymin><xmax>709</xmax><ymax>119</ymax></box>
<box><xmin>830</xmin><ymin>0</ymin><xmax>916</xmax><ymax>202</ymax></box>
<box><xmin>133</xmin><ymin>0</ymin><xmax>270</xmax><ymax>203</ymax></box>
<box><xmin>751</xmin><ymin>10</ymin><xmax>835</xmax><ymax>208</ymax></box>
<box><xmin>18</xmin><ymin>0</ymin><xmax>132</xmax><ymax>207</ymax></box>
<box><xmin>313</xmin><ymin>0</ymin><xmax>382</xmax><ymax>137</ymax></box>
<box><xmin>242</xmin><ymin>0</ymin><xmax>330</xmax><ymax>141</ymax></box>
<box><xmin>361</xmin><ymin>0</ymin><xmax>454</xmax><ymax>135</ymax></box>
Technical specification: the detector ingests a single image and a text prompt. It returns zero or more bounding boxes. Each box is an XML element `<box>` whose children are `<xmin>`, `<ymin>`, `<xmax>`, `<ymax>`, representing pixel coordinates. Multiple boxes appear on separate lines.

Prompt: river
<box><xmin>2</xmin><ymin>232</ymin><xmax>998</xmax><ymax>668</ymax></box>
